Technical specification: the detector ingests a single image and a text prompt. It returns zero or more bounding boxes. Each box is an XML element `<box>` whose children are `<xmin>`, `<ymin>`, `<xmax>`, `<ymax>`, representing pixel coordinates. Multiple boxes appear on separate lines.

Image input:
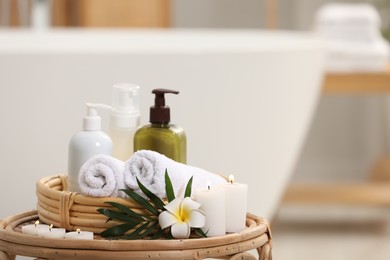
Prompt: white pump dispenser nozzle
<box><xmin>83</xmin><ymin>104</ymin><xmax>102</xmax><ymax>131</ymax></box>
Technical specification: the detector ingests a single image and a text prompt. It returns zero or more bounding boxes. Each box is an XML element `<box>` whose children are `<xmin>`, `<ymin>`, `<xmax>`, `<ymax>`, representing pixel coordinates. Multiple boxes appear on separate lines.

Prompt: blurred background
<box><xmin>1</xmin><ymin>0</ymin><xmax>390</xmax><ymax>259</ymax></box>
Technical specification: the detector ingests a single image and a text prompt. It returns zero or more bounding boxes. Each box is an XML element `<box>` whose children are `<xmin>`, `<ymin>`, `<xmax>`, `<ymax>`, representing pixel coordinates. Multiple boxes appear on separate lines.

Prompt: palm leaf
<box><xmin>165</xmin><ymin>169</ymin><xmax>175</xmax><ymax>202</ymax></box>
<box><xmin>150</xmin><ymin>227</ymin><xmax>165</xmax><ymax>240</ymax></box>
<box><xmin>136</xmin><ymin>177</ymin><xmax>165</xmax><ymax>210</ymax></box>
<box><xmin>193</xmin><ymin>228</ymin><xmax>208</xmax><ymax>238</ymax></box>
<box><xmin>184</xmin><ymin>176</ymin><xmax>193</xmax><ymax>197</ymax></box>
<box><xmin>97</xmin><ymin>208</ymin><xmax>141</xmax><ymax>224</ymax></box>
<box><xmin>137</xmin><ymin>221</ymin><xmax>160</xmax><ymax>239</ymax></box>
<box><xmin>100</xmin><ymin>222</ymin><xmax>139</xmax><ymax>238</ymax></box>
<box><xmin>105</xmin><ymin>201</ymin><xmax>145</xmax><ymax>221</ymax></box>
<box><xmin>121</xmin><ymin>222</ymin><xmax>150</xmax><ymax>240</ymax></box>
<box><xmin>120</xmin><ymin>189</ymin><xmax>159</xmax><ymax>216</ymax></box>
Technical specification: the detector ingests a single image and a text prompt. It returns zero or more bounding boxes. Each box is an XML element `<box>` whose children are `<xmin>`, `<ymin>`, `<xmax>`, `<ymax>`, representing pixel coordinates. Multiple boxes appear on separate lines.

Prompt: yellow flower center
<box><xmin>175</xmin><ymin>204</ymin><xmax>190</xmax><ymax>223</ymax></box>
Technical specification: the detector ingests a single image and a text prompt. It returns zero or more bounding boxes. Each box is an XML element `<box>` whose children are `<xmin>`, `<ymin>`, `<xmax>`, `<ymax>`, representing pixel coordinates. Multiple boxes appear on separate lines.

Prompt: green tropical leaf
<box><xmin>150</xmin><ymin>227</ymin><xmax>165</xmax><ymax>240</ymax></box>
<box><xmin>100</xmin><ymin>222</ymin><xmax>139</xmax><ymax>238</ymax></box>
<box><xmin>184</xmin><ymin>176</ymin><xmax>193</xmax><ymax>197</ymax></box>
<box><xmin>120</xmin><ymin>189</ymin><xmax>159</xmax><ymax>216</ymax></box>
<box><xmin>193</xmin><ymin>228</ymin><xmax>208</xmax><ymax>238</ymax></box>
<box><xmin>165</xmin><ymin>230</ymin><xmax>174</xmax><ymax>239</ymax></box>
<box><xmin>105</xmin><ymin>201</ymin><xmax>145</xmax><ymax>221</ymax></box>
<box><xmin>137</xmin><ymin>221</ymin><xmax>160</xmax><ymax>239</ymax></box>
<box><xmin>165</xmin><ymin>169</ymin><xmax>175</xmax><ymax>202</ymax></box>
<box><xmin>122</xmin><ymin>222</ymin><xmax>150</xmax><ymax>240</ymax></box>
<box><xmin>136</xmin><ymin>178</ymin><xmax>165</xmax><ymax>210</ymax></box>
<box><xmin>97</xmin><ymin>208</ymin><xmax>141</xmax><ymax>224</ymax></box>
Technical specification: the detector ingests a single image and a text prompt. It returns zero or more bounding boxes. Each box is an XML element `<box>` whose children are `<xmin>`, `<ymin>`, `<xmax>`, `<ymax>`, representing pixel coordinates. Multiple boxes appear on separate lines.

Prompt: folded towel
<box><xmin>79</xmin><ymin>155</ymin><xmax>125</xmax><ymax>198</ymax></box>
<box><xmin>124</xmin><ymin>150</ymin><xmax>227</xmax><ymax>199</ymax></box>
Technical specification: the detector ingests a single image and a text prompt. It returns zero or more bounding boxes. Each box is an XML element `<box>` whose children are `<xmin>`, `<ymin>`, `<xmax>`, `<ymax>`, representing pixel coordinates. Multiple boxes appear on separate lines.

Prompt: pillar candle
<box><xmin>65</xmin><ymin>229</ymin><xmax>94</xmax><ymax>240</ymax></box>
<box><xmin>194</xmin><ymin>181</ymin><xmax>226</xmax><ymax>237</ymax></box>
<box><xmin>37</xmin><ymin>225</ymin><xmax>66</xmax><ymax>239</ymax></box>
<box><xmin>224</xmin><ymin>175</ymin><xmax>248</xmax><ymax>233</ymax></box>
<box><xmin>21</xmin><ymin>221</ymin><xmax>50</xmax><ymax>236</ymax></box>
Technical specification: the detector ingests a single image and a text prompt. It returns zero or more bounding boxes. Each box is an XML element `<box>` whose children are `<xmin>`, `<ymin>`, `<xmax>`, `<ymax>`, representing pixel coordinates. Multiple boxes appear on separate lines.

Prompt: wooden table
<box><xmin>0</xmin><ymin>211</ymin><xmax>272</xmax><ymax>260</ymax></box>
<box><xmin>323</xmin><ymin>66</ymin><xmax>390</xmax><ymax>94</ymax></box>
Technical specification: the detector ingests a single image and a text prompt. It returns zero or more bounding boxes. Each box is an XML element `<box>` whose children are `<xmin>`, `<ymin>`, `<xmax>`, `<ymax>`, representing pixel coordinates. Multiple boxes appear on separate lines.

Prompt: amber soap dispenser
<box><xmin>134</xmin><ymin>89</ymin><xmax>187</xmax><ymax>163</ymax></box>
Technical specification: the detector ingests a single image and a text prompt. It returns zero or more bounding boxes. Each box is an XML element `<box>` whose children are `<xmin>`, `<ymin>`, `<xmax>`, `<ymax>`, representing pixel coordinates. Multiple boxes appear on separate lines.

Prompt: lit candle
<box><xmin>21</xmin><ymin>220</ymin><xmax>50</xmax><ymax>236</ymax></box>
<box><xmin>65</xmin><ymin>228</ymin><xmax>94</xmax><ymax>240</ymax></box>
<box><xmin>224</xmin><ymin>174</ymin><xmax>248</xmax><ymax>233</ymax></box>
<box><xmin>194</xmin><ymin>181</ymin><xmax>226</xmax><ymax>237</ymax></box>
<box><xmin>37</xmin><ymin>224</ymin><xmax>66</xmax><ymax>239</ymax></box>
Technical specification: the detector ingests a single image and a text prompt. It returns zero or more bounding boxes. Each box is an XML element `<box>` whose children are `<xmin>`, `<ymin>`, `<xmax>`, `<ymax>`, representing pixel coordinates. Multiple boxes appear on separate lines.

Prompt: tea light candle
<box><xmin>194</xmin><ymin>181</ymin><xmax>226</xmax><ymax>237</ymax></box>
<box><xmin>65</xmin><ymin>229</ymin><xmax>94</xmax><ymax>240</ymax></box>
<box><xmin>21</xmin><ymin>220</ymin><xmax>50</xmax><ymax>236</ymax></box>
<box><xmin>224</xmin><ymin>175</ymin><xmax>248</xmax><ymax>233</ymax></box>
<box><xmin>37</xmin><ymin>224</ymin><xmax>66</xmax><ymax>239</ymax></box>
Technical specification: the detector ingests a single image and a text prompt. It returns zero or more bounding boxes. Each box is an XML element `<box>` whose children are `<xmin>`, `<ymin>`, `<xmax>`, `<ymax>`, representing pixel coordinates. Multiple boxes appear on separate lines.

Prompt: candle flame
<box><xmin>49</xmin><ymin>224</ymin><xmax>53</xmax><ymax>231</ymax></box>
<box><xmin>206</xmin><ymin>181</ymin><xmax>211</xmax><ymax>191</ymax></box>
<box><xmin>76</xmin><ymin>228</ymin><xmax>81</xmax><ymax>234</ymax></box>
<box><xmin>229</xmin><ymin>174</ymin><xmax>234</xmax><ymax>184</ymax></box>
<box><xmin>34</xmin><ymin>220</ymin><xmax>39</xmax><ymax>227</ymax></box>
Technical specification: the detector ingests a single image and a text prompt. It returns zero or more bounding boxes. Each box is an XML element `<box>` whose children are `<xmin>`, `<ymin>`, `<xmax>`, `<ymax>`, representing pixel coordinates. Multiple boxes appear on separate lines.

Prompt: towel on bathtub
<box><xmin>123</xmin><ymin>150</ymin><xmax>227</xmax><ymax>199</ymax></box>
<box><xmin>79</xmin><ymin>154</ymin><xmax>125</xmax><ymax>198</ymax></box>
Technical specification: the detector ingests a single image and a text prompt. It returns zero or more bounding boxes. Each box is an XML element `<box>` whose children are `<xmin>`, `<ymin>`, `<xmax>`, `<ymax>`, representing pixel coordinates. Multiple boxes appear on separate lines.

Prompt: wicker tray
<box><xmin>36</xmin><ymin>175</ymin><xmax>150</xmax><ymax>233</ymax></box>
<box><xmin>0</xmin><ymin>211</ymin><xmax>272</xmax><ymax>260</ymax></box>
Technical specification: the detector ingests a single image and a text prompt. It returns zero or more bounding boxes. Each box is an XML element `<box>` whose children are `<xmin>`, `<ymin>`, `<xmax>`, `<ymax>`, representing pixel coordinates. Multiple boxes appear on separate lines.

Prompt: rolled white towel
<box><xmin>79</xmin><ymin>155</ymin><xmax>125</xmax><ymax>198</ymax></box>
<box><xmin>124</xmin><ymin>150</ymin><xmax>227</xmax><ymax>199</ymax></box>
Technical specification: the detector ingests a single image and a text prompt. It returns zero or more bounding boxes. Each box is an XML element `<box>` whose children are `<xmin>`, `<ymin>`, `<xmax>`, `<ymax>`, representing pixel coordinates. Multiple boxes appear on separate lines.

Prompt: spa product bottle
<box><xmin>134</xmin><ymin>89</ymin><xmax>186</xmax><ymax>163</ymax></box>
<box><xmin>68</xmin><ymin>103</ymin><xmax>113</xmax><ymax>193</ymax></box>
<box><xmin>108</xmin><ymin>83</ymin><xmax>140</xmax><ymax>161</ymax></box>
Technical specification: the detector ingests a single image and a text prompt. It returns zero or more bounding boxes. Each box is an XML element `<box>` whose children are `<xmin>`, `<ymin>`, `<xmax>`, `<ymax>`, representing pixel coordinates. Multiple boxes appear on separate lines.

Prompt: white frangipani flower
<box><xmin>158</xmin><ymin>197</ymin><xmax>205</xmax><ymax>239</ymax></box>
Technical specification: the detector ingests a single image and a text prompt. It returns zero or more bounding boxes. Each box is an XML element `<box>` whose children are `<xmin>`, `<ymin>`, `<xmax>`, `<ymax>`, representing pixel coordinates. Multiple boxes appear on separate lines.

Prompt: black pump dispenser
<box><xmin>150</xmin><ymin>89</ymin><xmax>179</xmax><ymax>124</ymax></box>
<box><xmin>134</xmin><ymin>88</ymin><xmax>186</xmax><ymax>163</ymax></box>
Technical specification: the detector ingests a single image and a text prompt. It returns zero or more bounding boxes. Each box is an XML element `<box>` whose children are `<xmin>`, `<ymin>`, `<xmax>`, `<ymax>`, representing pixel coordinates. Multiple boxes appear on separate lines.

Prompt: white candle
<box><xmin>194</xmin><ymin>181</ymin><xmax>226</xmax><ymax>237</ymax></box>
<box><xmin>21</xmin><ymin>221</ymin><xmax>50</xmax><ymax>236</ymax></box>
<box><xmin>65</xmin><ymin>229</ymin><xmax>94</xmax><ymax>240</ymax></box>
<box><xmin>37</xmin><ymin>224</ymin><xmax>66</xmax><ymax>239</ymax></box>
<box><xmin>224</xmin><ymin>175</ymin><xmax>248</xmax><ymax>233</ymax></box>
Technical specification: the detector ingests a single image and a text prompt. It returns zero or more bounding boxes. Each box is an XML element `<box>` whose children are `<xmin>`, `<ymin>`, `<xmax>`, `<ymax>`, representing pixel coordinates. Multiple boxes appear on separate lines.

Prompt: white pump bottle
<box><xmin>108</xmin><ymin>83</ymin><xmax>140</xmax><ymax>161</ymax></box>
<box><xmin>67</xmin><ymin>103</ymin><xmax>113</xmax><ymax>193</ymax></box>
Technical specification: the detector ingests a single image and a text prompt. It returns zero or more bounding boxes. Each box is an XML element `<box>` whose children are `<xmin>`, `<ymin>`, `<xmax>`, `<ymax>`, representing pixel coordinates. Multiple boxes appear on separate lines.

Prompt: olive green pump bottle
<box><xmin>134</xmin><ymin>89</ymin><xmax>187</xmax><ymax>163</ymax></box>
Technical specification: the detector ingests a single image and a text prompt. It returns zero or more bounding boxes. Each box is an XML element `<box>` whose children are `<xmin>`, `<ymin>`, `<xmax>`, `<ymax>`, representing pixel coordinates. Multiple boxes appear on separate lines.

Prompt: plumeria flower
<box><xmin>158</xmin><ymin>197</ymin><xmax>206</xmax><ymax>239</ymax></box>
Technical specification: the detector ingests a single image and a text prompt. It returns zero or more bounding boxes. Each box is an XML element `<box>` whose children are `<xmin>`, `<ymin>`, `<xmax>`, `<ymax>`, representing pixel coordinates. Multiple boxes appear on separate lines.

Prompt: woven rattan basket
<box><xmin>36</xmin><ymin>175</ymin><xmax>150</xmax><ymax>233</ymax></box>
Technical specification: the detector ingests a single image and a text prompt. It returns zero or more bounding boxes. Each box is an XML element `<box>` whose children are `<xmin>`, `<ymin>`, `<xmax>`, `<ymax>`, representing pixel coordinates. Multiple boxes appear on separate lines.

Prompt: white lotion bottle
<box><xmin>108</xmin><ymin>83</ymin><xmax>140</xmax><ymax>161</ymax></box>
<box><xmin>67</xmin><ymin>103</ymin><xmax>113</xmax><ymax>193</ymax></box>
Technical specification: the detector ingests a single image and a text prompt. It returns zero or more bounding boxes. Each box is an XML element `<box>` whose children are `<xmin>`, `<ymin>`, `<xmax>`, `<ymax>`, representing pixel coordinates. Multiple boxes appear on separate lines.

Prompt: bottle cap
<box><xmin>150</xmin><ymin>89</ymin><xmax>179</xmax><ymax>124</ymax></box>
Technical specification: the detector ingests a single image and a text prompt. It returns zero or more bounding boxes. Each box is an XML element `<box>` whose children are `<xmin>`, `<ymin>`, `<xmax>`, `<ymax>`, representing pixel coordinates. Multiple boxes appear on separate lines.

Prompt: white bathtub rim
<box><xmin>0</xmin><ymin>28</ymin><xmax>325</xmax><ymax>54</ymax></box>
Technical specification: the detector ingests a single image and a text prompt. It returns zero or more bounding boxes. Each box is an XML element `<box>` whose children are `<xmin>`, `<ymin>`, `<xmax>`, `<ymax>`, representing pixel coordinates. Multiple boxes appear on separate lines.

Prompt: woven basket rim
<box><xmin>1</xmin><ymin>210</ymin><xmax>271</xmax><ymax>251</ymax></box>
<box><xmin>36</xmin><ymin>175</ymin><xmax>141</xmax><ymax>207</ymax></box>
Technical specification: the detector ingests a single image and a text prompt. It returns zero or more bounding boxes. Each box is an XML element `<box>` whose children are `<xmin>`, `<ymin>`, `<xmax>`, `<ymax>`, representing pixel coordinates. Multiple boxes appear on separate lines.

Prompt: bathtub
<box><xmin>0</xmin><ymin>29</ymin><xmax>325</xmax><ymax>221</ymax></box>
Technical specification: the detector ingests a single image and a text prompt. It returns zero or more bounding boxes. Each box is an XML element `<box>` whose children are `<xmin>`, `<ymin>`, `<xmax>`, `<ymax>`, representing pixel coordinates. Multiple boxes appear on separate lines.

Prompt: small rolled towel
<box><xmin>124</xmin><ymin>150</ymin><xmax>227</xmax><ymax>199</ymax></box>
<box><xmin>79</xmin><ymin>154</ymin><xmax>125</xmax><ymax>198</ymax></box>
